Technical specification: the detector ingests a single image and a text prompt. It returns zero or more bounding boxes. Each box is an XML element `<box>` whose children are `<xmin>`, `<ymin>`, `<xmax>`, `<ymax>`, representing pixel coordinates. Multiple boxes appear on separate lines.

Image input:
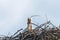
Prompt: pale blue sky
<box><xmin>0</xmin><ymin>0</ymin><xmax>60</xmax><ymax>36</ymax></box>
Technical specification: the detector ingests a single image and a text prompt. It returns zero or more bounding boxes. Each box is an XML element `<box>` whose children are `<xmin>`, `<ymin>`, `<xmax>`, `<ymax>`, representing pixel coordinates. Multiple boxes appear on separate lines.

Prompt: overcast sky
<box><xmin>0</xmin><ymin>0</ymin><xmax>60</xmax><ymax>36</ymax></box>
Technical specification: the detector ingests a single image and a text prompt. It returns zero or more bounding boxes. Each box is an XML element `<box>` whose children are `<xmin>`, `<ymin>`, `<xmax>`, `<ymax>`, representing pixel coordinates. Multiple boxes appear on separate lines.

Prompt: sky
<box><xmin>0</xmin><ymin>0</ymin><xmax>60</xmax><ymax>36</ymax></box>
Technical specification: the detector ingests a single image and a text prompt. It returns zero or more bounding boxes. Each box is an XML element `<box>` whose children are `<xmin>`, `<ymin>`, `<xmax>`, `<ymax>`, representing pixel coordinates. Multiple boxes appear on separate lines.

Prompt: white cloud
<box><xmin>0</xmin><ymin>0</ymin><xmax>32</xmax><ymax>35</ymax></box>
